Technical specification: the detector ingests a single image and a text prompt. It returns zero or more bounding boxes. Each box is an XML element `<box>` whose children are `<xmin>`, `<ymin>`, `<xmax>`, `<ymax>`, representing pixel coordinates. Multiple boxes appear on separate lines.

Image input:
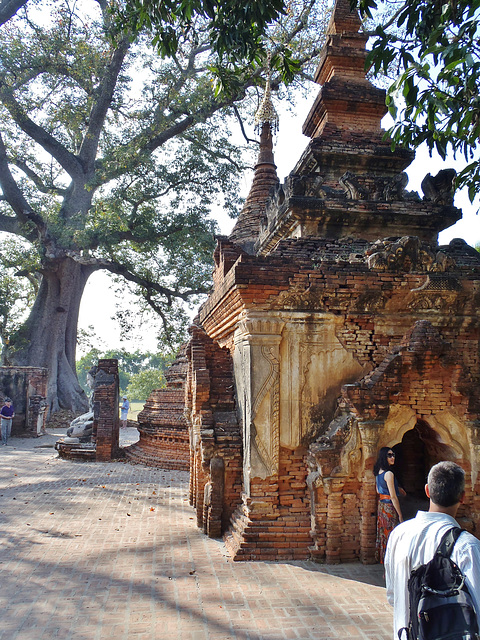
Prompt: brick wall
<box><xmin>94</xmin><ymin>359</ymin><xmax>120</xmax><ymax>461</ymax></box>
<box><xmin>0</xmin><ymin>366</ymin><xmax>48</xmax><ymax>436</ymax></box>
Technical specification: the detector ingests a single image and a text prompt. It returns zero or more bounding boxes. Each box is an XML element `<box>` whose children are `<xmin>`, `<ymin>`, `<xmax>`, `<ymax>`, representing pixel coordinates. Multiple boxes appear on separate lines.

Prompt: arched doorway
<box><xmin>393</xmin><ymin>419</ymin><xmax>456</xmax><ymax>520</ymax></box>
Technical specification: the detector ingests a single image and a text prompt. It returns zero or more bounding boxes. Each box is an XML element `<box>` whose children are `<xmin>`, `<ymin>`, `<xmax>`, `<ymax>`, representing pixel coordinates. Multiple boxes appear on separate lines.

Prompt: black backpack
<box><xmin>401</xmin><ymin>527</ymin><xmax>480</xmax><ymax>640</ymax></box>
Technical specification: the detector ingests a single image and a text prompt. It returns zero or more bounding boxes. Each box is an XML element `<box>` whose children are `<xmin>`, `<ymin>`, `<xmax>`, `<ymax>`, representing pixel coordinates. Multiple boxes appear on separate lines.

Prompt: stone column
<box><xmin>233</xmin><ymin>313</ymin><xmax>284</xmax><ymax>495</ymax></box>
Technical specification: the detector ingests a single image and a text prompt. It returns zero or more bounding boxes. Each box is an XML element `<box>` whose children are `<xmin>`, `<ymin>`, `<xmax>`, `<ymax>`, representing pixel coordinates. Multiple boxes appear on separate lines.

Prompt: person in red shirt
<box><xmin>1</xmin><ymin>397</ymin><xmax>15</xmax><ymax>446</ymax></box>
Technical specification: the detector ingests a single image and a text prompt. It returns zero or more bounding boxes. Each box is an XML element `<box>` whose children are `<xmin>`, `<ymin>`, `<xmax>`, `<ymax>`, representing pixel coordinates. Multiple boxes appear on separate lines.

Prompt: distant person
<box><xmin>385</xmin><ymin>461</ymin><xmax>480</xmax><ymax>640</ymax></box>
<box><xmin>373</xmin><ymin>446</ymin><xmax>405</xmax><ymax>563</ymax></box>
<box><xmin>120</xmin><ymin>396</ymin><xmax>129</xmax><ymax>428</ymax></box>
<box><xmin>1</xmin><ymin>397</ymin><xmax>15</xmax><ymax>446</ymax></box>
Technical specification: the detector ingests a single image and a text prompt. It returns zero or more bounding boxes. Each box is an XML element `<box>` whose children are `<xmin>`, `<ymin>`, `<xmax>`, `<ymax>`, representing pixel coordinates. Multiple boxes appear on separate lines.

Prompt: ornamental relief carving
<box><xmin>237</xmin><ymin>315</ymin><xmax>285</xmax><ymax>338</ymax></box>
<box><xmin>307</xmin><ymin>410</ymin><xmax>360</xmax><ymax>478</ymax></box>
<box><xmin>366</xmin><ymin>236</ymin><xmax>456</xmax><ymax>273</ymax></box>
<box><xmin>406</xmin><ymin>292</ymin><xmax>461</xmax><ymax>312</ymax></box>
<box><xmin>251</xmin><ymin>345</ymin><xmax>280</xmax><ymax>476</ymax></box>
<box><xmin>353</xmin><ymin>291</ymin><xmax>387</xmax><ymax>313</ymax></box>
<box><xmin>270</xmin><ymin>285</ymin><xmax>325</xmax><ymax>311</ymax></box>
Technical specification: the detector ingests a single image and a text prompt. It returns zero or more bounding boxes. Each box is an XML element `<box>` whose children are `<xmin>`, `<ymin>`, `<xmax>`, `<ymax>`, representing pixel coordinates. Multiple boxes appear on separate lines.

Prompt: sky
<box><xmin>77</xmin><ymin>93</ymin><xmax>480</xmax><ymax>355</ymax></box>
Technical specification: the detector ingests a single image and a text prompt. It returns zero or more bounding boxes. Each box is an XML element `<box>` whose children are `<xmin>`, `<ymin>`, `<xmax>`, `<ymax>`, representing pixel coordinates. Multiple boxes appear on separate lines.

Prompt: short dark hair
<box><xmin>427</xmin><ymin>461</ymin><xmax>465</xmax><ymax>507</ymax></box>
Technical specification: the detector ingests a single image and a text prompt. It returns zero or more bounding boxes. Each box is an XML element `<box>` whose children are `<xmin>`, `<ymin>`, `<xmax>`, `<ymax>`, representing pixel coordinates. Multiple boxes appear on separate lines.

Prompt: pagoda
<box><xmin>143</xmin><ymin>0</ymin><xmax>480</xmax><ymax>562</ymax></box>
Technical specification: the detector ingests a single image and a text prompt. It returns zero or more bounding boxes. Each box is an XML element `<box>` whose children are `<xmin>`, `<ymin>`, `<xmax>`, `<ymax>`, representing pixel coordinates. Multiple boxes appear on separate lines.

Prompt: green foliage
<box><xmin>76</xmin><ymin>348</ymin><xmax>172</xmax><ymax>396</ymax></box>
<box><xmin>126</xmin><ymin>368</ymin><xmax>166</xmax><ymax>402</ymax></box>
<box><xmin>0</xmin><ymin>0</ymin><xmax>328</xmax><ymax>353</ymax></box>
<box><xmin>114</xmin><ymin>0</ymin><xmax>287</xmax><ymax>77</ymax></box>
<box><xmin>0</xmin><ymin>237</ymin><xmax>37</xmax><ymax>362</ymax></box>
<box><xmin>353</xmin><ymin>0</ymin><xmax>480</xmax><ymax>201</ymax></box>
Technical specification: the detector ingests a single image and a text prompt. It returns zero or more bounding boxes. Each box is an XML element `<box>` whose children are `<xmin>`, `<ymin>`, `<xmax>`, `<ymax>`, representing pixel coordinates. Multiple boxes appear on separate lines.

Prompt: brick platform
<box><xmin>0</xmin><ymin>432</ymin><xmax>392</xmax><ymax>640</ymax></box>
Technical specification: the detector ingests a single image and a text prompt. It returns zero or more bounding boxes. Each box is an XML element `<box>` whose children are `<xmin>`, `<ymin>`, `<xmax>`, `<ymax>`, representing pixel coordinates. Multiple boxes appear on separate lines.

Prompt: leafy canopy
<box><xmin>126</xmin><ymin>368</ymin><xmax>166</xmax><ymax>402</ymax></box>
<box><xmin>114</xmin><ymin>0</ymin><xmax>302</xmax><ymax>91</ymax></box>
<box><xmin>0</xmin><ymin>0</ymin><xmax>328</xmax><ymax>352</ymax></box>
<box><xmin>76</xmin><ymin>347</ymin><xmax>172</xmax><ymax>397</ymax></box>
<box><xmin>352</xmin><ymin>0</ymin><xmax>480</xmax><ymax>201</ymax></box>
<box><xmin>0</xmin><ymin>238</ymin><xmax>37</xmax><ymax>361</ymax></box>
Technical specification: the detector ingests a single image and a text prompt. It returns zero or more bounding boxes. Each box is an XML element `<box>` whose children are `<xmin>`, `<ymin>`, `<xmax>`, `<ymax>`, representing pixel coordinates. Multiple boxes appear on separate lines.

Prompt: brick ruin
<box><xmin>0</xmin><ymin>366</ymin><xmax>48</xmax><ymax>436</ymax></box>
<box><xmin>137</xmin><ymin>0</ymin><xmax>480</xmax><ymax>562</ymax></box>
<box><xmin>57</xmin><ymin>359</ymin><xmax>120</xmax><ymax>461</ymax></box>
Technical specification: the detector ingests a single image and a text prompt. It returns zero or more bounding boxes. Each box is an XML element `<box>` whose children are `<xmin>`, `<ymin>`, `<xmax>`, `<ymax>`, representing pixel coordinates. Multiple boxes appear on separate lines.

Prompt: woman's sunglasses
<box><xmin>387</xmin><ymin>452</ymin><xmax>395</xmax><ymax>458</ymax></box>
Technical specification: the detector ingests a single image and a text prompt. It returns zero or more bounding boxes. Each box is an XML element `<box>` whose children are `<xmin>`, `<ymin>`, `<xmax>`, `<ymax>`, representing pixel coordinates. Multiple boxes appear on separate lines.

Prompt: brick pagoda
<box><xmin>142</xmin><ymin>0</ymin><xmax>480</xmax><ymax>562</ymax></box>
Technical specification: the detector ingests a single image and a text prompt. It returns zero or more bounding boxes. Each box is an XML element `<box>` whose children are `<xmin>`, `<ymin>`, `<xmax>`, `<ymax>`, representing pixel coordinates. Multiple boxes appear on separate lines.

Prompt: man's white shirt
<box><xmin>385</xmin><ymin>510</ymin><xmax>480</xmax><ymax>640</ymax></box>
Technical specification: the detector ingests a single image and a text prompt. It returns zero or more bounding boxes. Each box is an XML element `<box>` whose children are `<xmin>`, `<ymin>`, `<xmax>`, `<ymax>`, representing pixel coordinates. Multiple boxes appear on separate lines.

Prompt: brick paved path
<box><xmin>0</xmin><ymin>430</ymin><xmax>393</xmax><ymax>640</ymax></box>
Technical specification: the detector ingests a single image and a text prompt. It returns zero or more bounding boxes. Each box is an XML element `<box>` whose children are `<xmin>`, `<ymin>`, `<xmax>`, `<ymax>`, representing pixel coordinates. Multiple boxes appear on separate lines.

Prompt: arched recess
<box><xmin>388</xmin><ymin>418</ymin><xmax>458</xmax><ymax>519</ymax></box>
<box><xmin>340</xmin><ymin>320</ymin><xmax>479</xmax><ymax>558</ymax></box>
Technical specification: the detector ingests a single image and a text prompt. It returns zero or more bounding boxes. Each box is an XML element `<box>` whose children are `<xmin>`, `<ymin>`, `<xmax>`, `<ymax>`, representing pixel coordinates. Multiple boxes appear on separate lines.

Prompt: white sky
<box><xmin>78</xmin><ymin>94</ymin><xmax>480</xmax><ymax>354</ymax></box>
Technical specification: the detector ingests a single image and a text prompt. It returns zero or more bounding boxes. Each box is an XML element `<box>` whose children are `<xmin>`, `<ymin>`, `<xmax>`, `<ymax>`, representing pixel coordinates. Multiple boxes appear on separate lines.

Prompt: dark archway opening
<box><xmin>392</xmin><ymin>419</ymin><xmax>456</xmax><ymax>520</ymax></box>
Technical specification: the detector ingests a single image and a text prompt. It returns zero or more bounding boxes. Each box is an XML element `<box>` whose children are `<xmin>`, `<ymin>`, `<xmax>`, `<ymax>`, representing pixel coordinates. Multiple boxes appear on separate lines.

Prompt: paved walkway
<box><xmin>0</xmin><ymin>429</ymin><xmax>393</xmax><ymax>640</ymax></box>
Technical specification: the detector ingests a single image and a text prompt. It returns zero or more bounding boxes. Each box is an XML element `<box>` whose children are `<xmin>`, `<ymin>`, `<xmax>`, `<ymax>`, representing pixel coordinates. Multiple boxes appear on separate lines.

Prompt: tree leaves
<box><xmin>355</xmin><ymin>0</ymin><xmax>480</xmax><ymax>201</ymax></box>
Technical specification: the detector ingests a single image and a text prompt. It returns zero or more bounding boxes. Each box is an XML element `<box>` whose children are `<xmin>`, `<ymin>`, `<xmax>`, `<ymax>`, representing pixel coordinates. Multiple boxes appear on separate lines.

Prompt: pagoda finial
<box><xmin>254</xmin><ymin>51</ymin><xmax>279</xmax><ymax>135</ymax></box>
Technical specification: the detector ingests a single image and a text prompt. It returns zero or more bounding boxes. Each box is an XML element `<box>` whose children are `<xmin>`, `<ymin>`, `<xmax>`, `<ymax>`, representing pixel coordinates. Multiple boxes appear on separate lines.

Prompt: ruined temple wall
<box><xmin>0</xmin><ymin>366</ymin><xmax>48</xmax><ymax>436</ymax></box>
<box><xmin>186</xmin><ymin>326</ymin><xmax>243</xmax><ymax>538</ymax></box>
<box><xmin>224</xmin><ymin>446</ymin><xmax>312</xmax><ymax>561</ymax></box>
<box><xmin>198</xmin><ymin>249</ymin><xmax>480</xmax><ymax>561</ymax></box>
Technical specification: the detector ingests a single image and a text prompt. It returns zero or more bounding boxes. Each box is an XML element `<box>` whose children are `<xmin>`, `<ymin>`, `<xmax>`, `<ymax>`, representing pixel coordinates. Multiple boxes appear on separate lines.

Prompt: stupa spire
<box><xmin>303</xmin><ymin>0</ymin><xmax>387</xmax><ymax>139</ymax></box>
<box><xmin>229</xmin><ymin>54</ymin><xmax>279</xmax><ymax>253</ymax></box>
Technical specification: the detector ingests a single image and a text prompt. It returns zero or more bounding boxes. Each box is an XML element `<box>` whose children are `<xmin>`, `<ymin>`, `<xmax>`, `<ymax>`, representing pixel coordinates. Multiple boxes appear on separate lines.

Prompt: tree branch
<box><xmin>0</xmin><ymin>132</ymin><xmax>46</xmax><ymax>238</ymax></box>
<box><xmin>233</xmin><ymin>105</ymin><xmax>259</xmax><ymax>145</ymax></box>
<box><xmin>65</xmin><ymin>251</ymin><xmax>209</xmax><ymax>302</ymax></box>
<box><xmin>11</xmin><ymin>158</ymin><xmax>67</xmax><ymax>196</ymax></box>
<box><xmin>78</xmin><ymin>37</ymin><xmax>131</xmax><ymax>167</ymax></box>
<box><xmin>182</xmin><ymin>132</ymin><xmax>244</xmax><ymax>170</ymax></box>
<box><xmin>0</xmin><ymin>212</ymin><xmax>23</xmax><ymax>235</ymax></box>
<box><xmin>0</xmin><ymin>0</ymin><xmax>27</xmax><ymax>26</ymax></box>
<box><xmin>0</xmin><ymin>84</ymin><xmax>84</xmax><ymax>179</ymax></box>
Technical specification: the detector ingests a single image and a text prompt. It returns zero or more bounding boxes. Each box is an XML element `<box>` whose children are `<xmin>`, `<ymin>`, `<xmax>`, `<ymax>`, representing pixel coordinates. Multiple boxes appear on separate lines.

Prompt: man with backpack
<box><xmin>385</xmin><ymin>461</ymin><xmax>480</xmax><ymax>640</ymax></box>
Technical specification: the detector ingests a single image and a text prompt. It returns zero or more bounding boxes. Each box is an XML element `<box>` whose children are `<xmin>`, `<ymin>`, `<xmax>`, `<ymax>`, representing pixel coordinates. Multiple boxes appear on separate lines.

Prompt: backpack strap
<box><xmin>435</xmin><ymin>526</ymin><xmax>465</xmax><ymax>558</ymax></box>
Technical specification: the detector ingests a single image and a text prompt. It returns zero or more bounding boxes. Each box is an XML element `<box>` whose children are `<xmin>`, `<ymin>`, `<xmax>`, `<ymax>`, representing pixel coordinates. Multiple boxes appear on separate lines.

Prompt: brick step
<box><xmin>124</xmin><ymin>444</ymin><xmax>189</xmax><ymax>470</ymax></box>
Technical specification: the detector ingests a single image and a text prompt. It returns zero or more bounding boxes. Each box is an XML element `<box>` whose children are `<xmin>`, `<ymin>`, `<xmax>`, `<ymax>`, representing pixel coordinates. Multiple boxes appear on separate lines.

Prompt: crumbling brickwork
<box><xmin>186</xmin><ymin>326</ymin><xmax>243</xmax><ymax>538</ymax></box>
<box><xmin>0</xmin><ymin>366</ymin><xmax>48</xmax><ymax>436</ymax></box>
<box><xmin>141</xmin><ymin>0</ymin><xmax>480</xmax><ymax>563</ymax></box>
<box><xmin>94</xmin><ymin>359</ymin><xmax>120</xmax><ymax>462</ymax></box>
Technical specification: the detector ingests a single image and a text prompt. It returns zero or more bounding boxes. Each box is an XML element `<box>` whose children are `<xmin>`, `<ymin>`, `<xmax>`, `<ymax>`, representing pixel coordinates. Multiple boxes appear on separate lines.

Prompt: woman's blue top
<box><xmin>376</xmin><ymin>471</ymin><xmax>399</xmax><ymax>501</ymax></box>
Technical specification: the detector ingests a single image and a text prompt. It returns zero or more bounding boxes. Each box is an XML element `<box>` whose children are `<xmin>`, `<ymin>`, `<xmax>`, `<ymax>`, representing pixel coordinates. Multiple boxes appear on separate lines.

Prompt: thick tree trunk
<box><xmin>10</xmin><ymin>257</ymin><xmax>94</xmax><ymax>414</ymax></box>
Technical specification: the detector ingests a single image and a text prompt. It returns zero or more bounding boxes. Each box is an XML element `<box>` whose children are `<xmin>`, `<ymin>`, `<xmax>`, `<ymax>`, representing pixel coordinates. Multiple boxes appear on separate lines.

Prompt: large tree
<box><xmin>0</xmin><ymin>0</ymin><xmax>326</xmax><ymax>413</ymax></box>
<box><xmin>353</xmin><ymin>0</ymin><xmax>480</xmax><ymax>201</ymax></box>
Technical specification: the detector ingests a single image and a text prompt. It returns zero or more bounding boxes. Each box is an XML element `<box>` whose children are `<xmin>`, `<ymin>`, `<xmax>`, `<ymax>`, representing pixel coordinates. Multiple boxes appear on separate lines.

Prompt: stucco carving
<box><xmin>307</xmin><ymin>408</ymin><xmax>362</xmax><ymax>479</ymax></box>
<box><xmin>251</xmin><ymin>345</ymin><xmax>280</xmax><ymax>476</ymax></box>
<box><xmin>366</xmin><ymin>236</ymin><xmax>456</xmax><ymax>273</ymax></box>
<box><xmin>233</xmin><ymin>314</ymin><xmax>283</xmax><ymax>478</ymax></box>
<box><xmin>406</xmin><ymin>292</ymin><xmax>460</xmax><ymax>312</ymax></box>
<box><xmin>421</xmin><ymin>168</ymin><xmax>456</xmax><ymax>205</ymax></box>
<box><xmin>272</xmin><ymin>284</ymin><xmax>326</xmax><ymax>311</ymax></box>
<box><xmin>339</xmin><ymin>171</ymin><xmax>417</xmax><ymax>202</ymax></box>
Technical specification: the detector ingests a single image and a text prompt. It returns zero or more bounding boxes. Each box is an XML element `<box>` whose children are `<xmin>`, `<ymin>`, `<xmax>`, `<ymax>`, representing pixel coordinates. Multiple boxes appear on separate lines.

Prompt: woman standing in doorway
<box><xmin>373</xmin><ymin>447</ymin><xmax>405</xmax><ymax>563</ymax></box>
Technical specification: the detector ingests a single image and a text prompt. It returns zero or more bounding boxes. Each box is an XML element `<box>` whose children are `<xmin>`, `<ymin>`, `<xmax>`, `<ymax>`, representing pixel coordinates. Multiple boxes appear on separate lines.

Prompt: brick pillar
<box><xmin>358</xmin><ymin>420</ymin><xmax>381</xmax><ymax>563</ymax></box>
<box><xmin>94</xmin><ymin>359</ymin><xmax>120</xmax><ymax>462</ymax></box>
<box><xmin>195</xmin><ymin>450</ymin><xmax>207</xmax><ymax>528</ymax></box>
<box><xmin>325</xmin><ymin>479</ymin><xmax>345</xmax><ymax>564</ymax></box>
<box><xmin>360</xmin><ymin>470</ymin><xmax>377</xmax><ymax>563</ymax></box>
